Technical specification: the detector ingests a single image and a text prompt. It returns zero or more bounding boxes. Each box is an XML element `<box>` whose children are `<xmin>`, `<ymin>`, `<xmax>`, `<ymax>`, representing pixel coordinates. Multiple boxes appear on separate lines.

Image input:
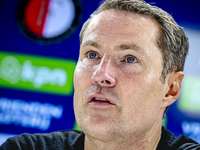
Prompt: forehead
<box><xmin>82</xmin><ymin>9</ymin><xmax>160</xmax><ymax>46</ymax></box>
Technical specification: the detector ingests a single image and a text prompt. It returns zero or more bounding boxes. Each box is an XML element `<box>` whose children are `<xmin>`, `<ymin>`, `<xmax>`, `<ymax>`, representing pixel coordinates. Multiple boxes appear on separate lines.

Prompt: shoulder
<box><xmin>0</xmin><ymin>130</ymin><xmax>85</xmax><ymax>150</ymax></box>
<box><xmin>169</xmin><ymin>134</ymin><xmax>200</xmax><ymax>150</ymax></box>
<box><xmin>157</xmin><ymin>127</ymin><xmax>200</xmax><ymax>150</ymax></box>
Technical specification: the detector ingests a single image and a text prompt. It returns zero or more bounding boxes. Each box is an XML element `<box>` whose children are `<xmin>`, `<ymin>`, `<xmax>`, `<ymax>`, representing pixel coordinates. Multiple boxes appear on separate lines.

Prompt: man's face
<box><xmin>74</xmin><ymin>10</ymin><xmax>169</xmax><ymax>140</ymax></box>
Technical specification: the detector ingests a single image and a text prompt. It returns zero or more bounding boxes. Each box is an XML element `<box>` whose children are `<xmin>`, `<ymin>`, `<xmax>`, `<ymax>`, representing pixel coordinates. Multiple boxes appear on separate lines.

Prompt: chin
<box><xmin>80</xmin><ymin>119</ymin><xmax>121</xmax><ymax>140</ymax></box>
<box><xmin>85</xmin><ymin>128</ymin><xmax>118</xmax><ymax>141</ymax></box>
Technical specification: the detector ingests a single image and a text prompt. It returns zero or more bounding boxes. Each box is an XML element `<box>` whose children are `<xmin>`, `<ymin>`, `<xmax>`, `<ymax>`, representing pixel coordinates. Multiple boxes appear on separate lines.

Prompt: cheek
<box><xmin>74</xmin><ymin>61</ymin><xmax>93</xmax><ymax>85</ymax></box>
<box><xmin>118</xmin><ymin>70</ymin><xmax>164</xmax><ymax>111</ymax></box>
<box><xmin>74</xmin><ymin>62</ymin><xmax>91</xmax><ymax>117</ymax></box>
<box><xmin>74</xmin><ymin>61</ymin><xmax>96</xmax><ymax>103</ymax></box>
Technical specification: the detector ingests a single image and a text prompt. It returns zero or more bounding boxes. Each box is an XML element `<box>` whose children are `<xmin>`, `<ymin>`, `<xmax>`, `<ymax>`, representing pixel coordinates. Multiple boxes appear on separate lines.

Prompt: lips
<box><xmin>88</xmin><ymin>94</ymin><xmax>115</xmax><ymax>105</ymax></box>
<box><xmin>92</xmin><ymin>97</ymin><xmax>111</xmax><ymax>104</ymax></box>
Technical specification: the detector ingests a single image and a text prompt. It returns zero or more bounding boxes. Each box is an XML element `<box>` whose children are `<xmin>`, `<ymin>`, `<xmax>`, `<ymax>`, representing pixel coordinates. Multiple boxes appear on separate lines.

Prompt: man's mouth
<box><xmin>92</xmin><ymin>97</ymin><xmax>111</xmax><ymax>103</ymax></box>
<box><xmin>87</xmin><ymin>94</ymin><xmax>116</xmax><ymax>106</ymax></box>
<box><xmin>90</xmin><ymin>97</ymin><xmax>115</xmax><ymax>105</ymax></box>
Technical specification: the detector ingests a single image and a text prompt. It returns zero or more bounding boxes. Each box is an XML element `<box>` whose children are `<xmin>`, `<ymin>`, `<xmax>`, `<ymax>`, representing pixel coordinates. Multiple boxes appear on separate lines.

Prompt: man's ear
<box><xmin>161</xmin><ymin>71</ymin><xmax>184</xmax><ymax>108</ymax></box>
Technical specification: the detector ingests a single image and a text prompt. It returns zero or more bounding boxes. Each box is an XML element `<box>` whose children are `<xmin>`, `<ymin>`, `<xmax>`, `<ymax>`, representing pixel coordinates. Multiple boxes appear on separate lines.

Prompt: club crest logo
<box><xmin>16</xmin><ymin>0</ymin><xmax>82</xmax><ymax>44</ymax></box>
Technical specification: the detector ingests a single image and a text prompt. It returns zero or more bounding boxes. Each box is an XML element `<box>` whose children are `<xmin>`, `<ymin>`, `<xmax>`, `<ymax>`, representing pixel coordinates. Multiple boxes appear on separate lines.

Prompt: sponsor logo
<box><xmin>181</xmin><ymin>120</ymin><xmax>200</xmax><ymax>143</ymax></box>
<box><xmin>0</xmin><ymin>51</ymin><xmax>76</xmax><ymax>95</ymax></box>
<box><xmin>0</xmin><ymin>97</ymin><xmax>63</xmax><ymax>130</ymax></box>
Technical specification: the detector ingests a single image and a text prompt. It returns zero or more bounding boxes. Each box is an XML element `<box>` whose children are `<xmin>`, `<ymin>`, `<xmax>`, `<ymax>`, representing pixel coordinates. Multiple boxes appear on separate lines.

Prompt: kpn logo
<box><xmin>0</xmin><ymin>52</ymin><xmax>76</xmax><ymax>95</ymax></box>
<box><xmin>178</xmin><ymin>76</ymin><xmax>200</xmax><ymax>117</ymax></box>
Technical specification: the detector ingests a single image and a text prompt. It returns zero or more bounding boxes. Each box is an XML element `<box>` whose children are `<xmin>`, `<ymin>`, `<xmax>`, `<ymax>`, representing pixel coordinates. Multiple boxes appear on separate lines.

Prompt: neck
<box><xmin>84</xmin><ymin>123</ymin><xmax>162</xmax><ymax>150</ymax></box>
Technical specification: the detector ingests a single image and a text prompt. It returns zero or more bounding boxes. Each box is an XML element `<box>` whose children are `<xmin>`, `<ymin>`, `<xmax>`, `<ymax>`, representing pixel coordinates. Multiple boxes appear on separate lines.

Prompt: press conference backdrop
<box><xmin>0</xmin><ymin>0</ymin><xmax>200</xmax><ymax>145</ymax></box>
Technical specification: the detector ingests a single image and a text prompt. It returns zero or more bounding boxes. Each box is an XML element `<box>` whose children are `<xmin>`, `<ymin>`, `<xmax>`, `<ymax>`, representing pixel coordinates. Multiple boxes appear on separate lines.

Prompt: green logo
<box><xmin>0</xmin><ymin>51</ymin><xmax>76</xmax><ymax>95</ymax></box>
<box><xmin>178</xmin><ymin>76</ymin><xmax>200</xmax><ymax>114</ymax></box>
<box><xmin>0</xmin><ymin>56</ymin><xmax>22</xmax><ymax>84</ymax></box>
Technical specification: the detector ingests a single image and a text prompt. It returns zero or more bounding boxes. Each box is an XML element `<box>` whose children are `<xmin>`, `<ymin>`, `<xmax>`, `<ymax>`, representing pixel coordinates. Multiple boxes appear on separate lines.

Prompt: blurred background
<box><xmin>0</xmin><ymin>0</ymin><xmax>200</xmax><ymax>145</ymax></box>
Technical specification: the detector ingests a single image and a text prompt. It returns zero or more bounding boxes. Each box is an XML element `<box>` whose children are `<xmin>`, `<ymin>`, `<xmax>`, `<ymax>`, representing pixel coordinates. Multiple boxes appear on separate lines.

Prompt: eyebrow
<box><xmin>117</xmin><ymin>44</ymin><xmax>143</xmax><ymax>53</ymax></box>
<box><xmin>81</xmin><ymin>40</ymin><xmax>101</xmax><ymax>49</ymax></box>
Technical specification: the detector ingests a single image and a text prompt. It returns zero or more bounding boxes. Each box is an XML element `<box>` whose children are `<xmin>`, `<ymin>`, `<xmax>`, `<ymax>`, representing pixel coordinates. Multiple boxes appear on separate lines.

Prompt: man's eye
<box><xmin>87</xmin><ymin>51</ymin><xmax>98</xmax><ymax>59</ymax></box>
<box><xmin>125</xmin><ymin>56</ymin><xmax>137</xmax><ymax>63</ymax></box>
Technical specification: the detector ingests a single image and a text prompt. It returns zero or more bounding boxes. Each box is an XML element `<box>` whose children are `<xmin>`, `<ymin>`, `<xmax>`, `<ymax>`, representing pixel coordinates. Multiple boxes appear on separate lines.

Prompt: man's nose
<box><xmin>91</xmin><ymin>58</ymin><xmax>116</xmax><ymax>87</ymax></box>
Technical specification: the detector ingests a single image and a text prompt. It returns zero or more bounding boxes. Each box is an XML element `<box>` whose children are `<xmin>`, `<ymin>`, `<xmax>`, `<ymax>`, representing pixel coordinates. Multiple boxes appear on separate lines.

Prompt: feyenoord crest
<box><xmin>17</xmin><ymin>0</ymin><xmax>82</xmax><ymax>44</ymax></box>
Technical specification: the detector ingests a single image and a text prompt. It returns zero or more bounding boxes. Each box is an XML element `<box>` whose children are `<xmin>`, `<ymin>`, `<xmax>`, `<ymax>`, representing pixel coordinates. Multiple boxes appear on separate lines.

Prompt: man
<box><xmin>0</xmin><ymin>0</ymin><xmax>200</xmax><ymax>150</ymax></box>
